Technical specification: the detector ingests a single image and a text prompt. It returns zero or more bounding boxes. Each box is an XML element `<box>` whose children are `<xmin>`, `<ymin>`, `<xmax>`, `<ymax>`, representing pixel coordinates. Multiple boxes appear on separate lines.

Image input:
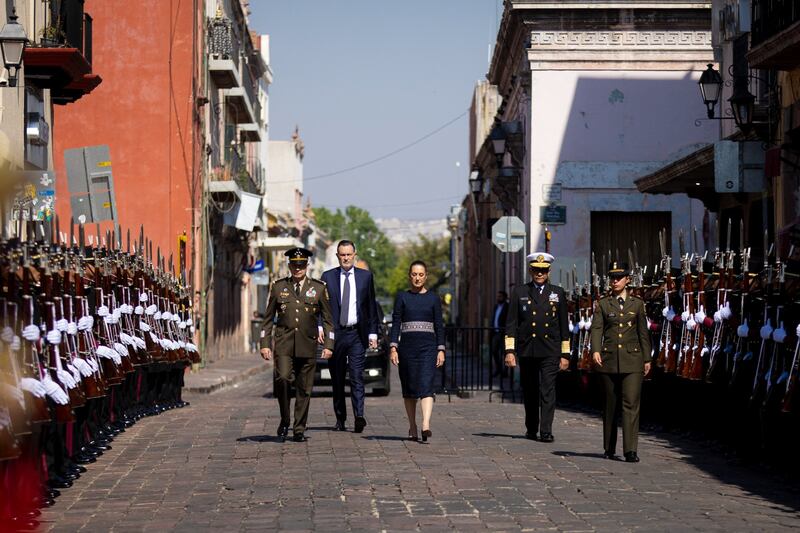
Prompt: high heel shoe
<box><xmin>408</xmin><ymin>428</ymin><xmax>418</xmax><ymax>441</ymax></box>
<box><xmin>421</xmin><ymin>429</ymin><xmax>432</xmax><ymax>442</ymax></box>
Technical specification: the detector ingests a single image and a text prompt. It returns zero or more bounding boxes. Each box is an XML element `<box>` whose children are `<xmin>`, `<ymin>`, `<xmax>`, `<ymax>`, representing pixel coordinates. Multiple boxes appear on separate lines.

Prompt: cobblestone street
<box><xmin>41</xmin><ymin>370</ymin><xmax>800</xmax><ymax>532</ymax></box>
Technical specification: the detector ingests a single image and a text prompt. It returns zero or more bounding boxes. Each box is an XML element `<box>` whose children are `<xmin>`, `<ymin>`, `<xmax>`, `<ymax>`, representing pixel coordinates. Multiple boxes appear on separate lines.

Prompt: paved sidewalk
<box><xmin>41</xmin><ymin>370</ymin><xmax>800</xmax><ymax>532</ymax></box>
<box><xmin>183</xmin><ymin>352</ymin><xmax>270</xmax><ymax>394</ymax></box>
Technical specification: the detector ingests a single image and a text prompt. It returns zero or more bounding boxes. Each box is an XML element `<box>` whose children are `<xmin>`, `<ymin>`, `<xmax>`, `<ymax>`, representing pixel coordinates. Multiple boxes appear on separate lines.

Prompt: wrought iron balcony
<box><xmin>748</xmin><ymin>0</ymin><xmax>800</xmax><ymax>69</ymax></box>
<box><xmin>208</xmin><ymin>15</ymin><xmax>241</xmax><ymax>88</ymax></box>
<box><xmin>24</xmin><ymin>0</ymin><xmax>100</xmax><ymax>104</ymax></box>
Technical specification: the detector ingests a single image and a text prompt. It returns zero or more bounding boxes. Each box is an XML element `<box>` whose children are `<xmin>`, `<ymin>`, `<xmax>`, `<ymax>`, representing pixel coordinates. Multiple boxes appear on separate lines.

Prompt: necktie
<box><xmin>618</xmin><ymin>297</ymin><xmax>625</xmax><ymax>310</ymax></box>
<box><xmin>340</xmin><ymin>271</ymin><xmax>351</xmax><ymax>326</ymax></box>
<box><xmin>295</xmin><ymin>281</ymin><xmax>301</xmax><ymax>295</ymax></box>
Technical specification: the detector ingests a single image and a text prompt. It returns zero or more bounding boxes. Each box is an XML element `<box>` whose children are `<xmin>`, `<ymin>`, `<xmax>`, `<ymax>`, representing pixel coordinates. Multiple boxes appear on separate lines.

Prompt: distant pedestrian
<box><xmin>491</xmin><ymin>291</ymin><xmax>509</xmax><ymax>377</ymax></box>
<box><xmin>321</xmin><ymin>240</ymin><xmax>380</xmax><ymax>434</ymax></box>
<box><xmin>590</xmin><ymin>262</ymin><xmax>651</xmax><ymax>463</ymax></box>
<box><xmin>389</xmin><ymin>261</ymin><xmax>445</xmax><ymax>442</ymax></box>
<box><xmin>504</xmin><ymin>253</ymin><xmax>570</xmax><ymax>443</ymax></box>
<box><xmin>260</xmin><ymin>248</ymin><xmax>334</xmax><ymax>442</ymax></box>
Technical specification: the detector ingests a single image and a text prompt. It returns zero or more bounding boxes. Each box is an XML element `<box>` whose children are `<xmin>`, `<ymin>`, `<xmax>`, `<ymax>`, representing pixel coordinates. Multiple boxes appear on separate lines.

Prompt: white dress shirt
<box><xmin>340</xmin><ymin>268</ymin><xmax>359</xmax><ymax>327</ymax></box>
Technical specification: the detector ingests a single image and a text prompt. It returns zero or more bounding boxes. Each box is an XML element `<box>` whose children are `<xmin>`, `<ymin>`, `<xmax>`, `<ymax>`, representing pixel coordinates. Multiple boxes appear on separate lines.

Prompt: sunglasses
<box><xmin>289</xmin><ymin>262</ymin><xmax>308</xmax><ymax>268</ymax></box>
<box><xmin>530</xmin><ymin>268</ymin><xmax>550</xmax><ymax>274</ymax></box>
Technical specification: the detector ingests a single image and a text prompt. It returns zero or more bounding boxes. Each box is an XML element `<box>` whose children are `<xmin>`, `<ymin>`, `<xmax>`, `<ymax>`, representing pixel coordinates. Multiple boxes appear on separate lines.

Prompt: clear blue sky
<box><xmin>249</xmin><ymin>0</ymin><xmax>503</xmax><ymax>220</ymax></box>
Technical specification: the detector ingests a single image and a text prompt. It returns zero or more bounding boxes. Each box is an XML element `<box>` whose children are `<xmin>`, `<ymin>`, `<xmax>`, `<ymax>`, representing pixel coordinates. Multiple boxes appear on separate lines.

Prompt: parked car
<box><xmin>313</xmin><ymin>300</ymin><xmax>391</xmax><ymax>395</ymax></box>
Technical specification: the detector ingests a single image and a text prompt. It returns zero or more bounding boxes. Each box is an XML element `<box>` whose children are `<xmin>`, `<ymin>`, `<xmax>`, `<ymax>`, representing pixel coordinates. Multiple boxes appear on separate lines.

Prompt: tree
<box><xmin>313</xmin><ymin>206</ymin><xmax>397</xmax><ymax>297</ymax></box>
<box><xmin>386</xmin><ymin>235</ymin><xmax>451</xmax><ymax>297</ymax></box>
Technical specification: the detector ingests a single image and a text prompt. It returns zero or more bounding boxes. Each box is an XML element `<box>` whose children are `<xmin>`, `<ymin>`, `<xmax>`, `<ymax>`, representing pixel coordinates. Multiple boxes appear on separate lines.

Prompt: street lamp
<box><xmin>729</xmin><ymin>84</ymin><xmax>756</xmax><ymax>134</ymax></box>
<box><xmin>0</xmin><ymin>8</ymin><xmax>28</xmax><ymax>88</ymax></box>
<box><xmin>489</xmin><ymin>125</ymin><xmax>506</xmax><ymax>166</ymax></box>
<box><xmin>469</xmin><ymin>169</ymin><xmax>483</xmax><ymax>198</ymax></box>
<box><xmin>698</xmin><ymin>63</ymin><xmax>723</xmax><ymax>119</ymax></box>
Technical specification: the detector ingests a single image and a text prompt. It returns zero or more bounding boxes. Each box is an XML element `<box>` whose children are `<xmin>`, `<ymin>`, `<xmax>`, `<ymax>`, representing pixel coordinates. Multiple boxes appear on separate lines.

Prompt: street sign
<box><xmin>540</xmin><ymin>205</ymin><xmax>566</xmax><ymax>225</ymax></box>
<box><xmin>542</xmin><ymin>183</ymin><xmax>562</xmax><ymax>203</ymax></box>
<box><xmin>491</xmin><ymin>216</ymin><xmax>526</xmax><ymax>253</ymax></box>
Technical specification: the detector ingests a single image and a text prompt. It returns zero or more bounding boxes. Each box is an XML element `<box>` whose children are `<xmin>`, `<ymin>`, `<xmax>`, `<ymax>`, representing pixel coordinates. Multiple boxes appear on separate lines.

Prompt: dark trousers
<box><xmin>331</xmin><ymin>329</ymin><xmax>366</xmax><ymax>421</ymax></box>
<box><xmin>519</xmin><ymin>356</ymin><xmax>559</xmax><ymax>435</ymax></box>
<box><xmin>490</xmin><ymin>331</ymin><xmax>507</xmax><ymax>376</ymax></box>
<box><xmin>600</xmin><ymin>372</ymin><xmax>643</xmax><ymax>454</ymax></box>
<box><xmin>274</xmin><ymin>354</ymin><xmax>316</xmax><ymax>433</ymax></box>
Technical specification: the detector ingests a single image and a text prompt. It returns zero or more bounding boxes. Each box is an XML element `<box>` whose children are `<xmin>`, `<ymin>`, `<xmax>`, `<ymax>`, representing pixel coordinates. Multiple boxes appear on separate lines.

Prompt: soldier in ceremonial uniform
<box><xmin>590</xmin><ymin>262</ymin><xmax>651</xmax><ymax>462</ymax></box>
<box><xmin>260</xmin><ymin>248</ymin><xmax>334</xmax><ymax>442</ymax></box>
<box><xmin>504</xmin><ymin>252</ymin><xmax>570</xmax><ymax>442</ymax></box>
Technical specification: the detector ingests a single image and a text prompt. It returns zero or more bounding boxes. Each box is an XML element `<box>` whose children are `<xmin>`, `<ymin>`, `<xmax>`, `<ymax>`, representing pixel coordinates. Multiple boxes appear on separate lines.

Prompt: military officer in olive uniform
<box><xmin>504</xmin><ymin>252</ymin><xmax>570</xmax><ymax>442</ymax></box>
<box><xmin>260</xmin><ymin>248</ymin><xmax>335</xmax><ymax>442</ymax></box>
<box><xmin>590</xmin><ymin>262</ymin><xmax>652</xmax><ymax>462</ymax></box>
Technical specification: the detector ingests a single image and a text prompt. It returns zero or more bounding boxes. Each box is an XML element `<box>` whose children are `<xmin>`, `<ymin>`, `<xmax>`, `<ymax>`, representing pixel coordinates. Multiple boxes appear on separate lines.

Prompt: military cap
<box><xmin>607</xmin><ymin>261</ymin><xmax>630</xmax><ymax>277</ymax></box>
<box><xmin>285</xmin><ymin>247</ymin><xmax>312</xmax><ymax>263</ymax></box>
<box><xmin>527</xmin><ymin>252</ymin><xmax>554</xmax><ymax>269</ymax></box>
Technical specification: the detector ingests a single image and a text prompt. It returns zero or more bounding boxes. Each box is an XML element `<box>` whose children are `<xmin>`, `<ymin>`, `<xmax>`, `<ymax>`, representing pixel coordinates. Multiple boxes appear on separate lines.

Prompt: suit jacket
<box><xmin>321</xmin><ymin>266</ymin><xmax>379</xmax><ymax>347</ymax></box>
<box><xmin>505</xmin><ymin>282</ymin><xmax>570</xmax><ymax>359</ymax></box>
<box><xmin>260</xmin><ymin>276</ymin><xmax>334</xmax><ymax>358</ymax></box>
<box><xmin>492</xmin><ymin>301</ymin><xmax>508</xmax><ymax>332</ymax></box>
<box><xmin>590</xmin><ymin>294</ymin><xmax>652</xmax><ymax>374</ymax></box>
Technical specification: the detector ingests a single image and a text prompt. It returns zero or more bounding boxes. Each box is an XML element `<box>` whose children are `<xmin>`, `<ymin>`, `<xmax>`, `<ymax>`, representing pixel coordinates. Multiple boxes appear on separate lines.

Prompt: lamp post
<box><xmin>0</xmin><ymin>7</ymin><xmax>28</xmax><ymax>88</ymax></box>
<box><xmin>469</xmin><ymin>169</ymin><xmax>484</xmax><ymax>328</ymax></box>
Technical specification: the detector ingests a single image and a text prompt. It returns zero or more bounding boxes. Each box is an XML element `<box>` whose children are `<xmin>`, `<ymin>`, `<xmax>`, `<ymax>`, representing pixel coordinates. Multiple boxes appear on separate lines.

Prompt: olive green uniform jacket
<box><xmin>260</xmin><ymin>277</ymin><xmax>335</xmax><ymax>357</ymax></box>
<box><xmin>590</xmin><ymin>294</ymin><xmax>652</xmax><ymax>374</ymax></box>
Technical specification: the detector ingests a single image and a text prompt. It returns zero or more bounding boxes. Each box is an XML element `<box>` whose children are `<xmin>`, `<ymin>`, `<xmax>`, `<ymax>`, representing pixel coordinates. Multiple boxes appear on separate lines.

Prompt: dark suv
<box><xmin>313</xmin><ymin>320</ymin><xmax>391</xmax><ymax>396</ymax></box>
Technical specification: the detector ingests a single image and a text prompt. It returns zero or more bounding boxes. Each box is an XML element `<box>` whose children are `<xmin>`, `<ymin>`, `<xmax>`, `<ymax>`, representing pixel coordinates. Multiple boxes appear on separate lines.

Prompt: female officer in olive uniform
<box><xmin>590</xmin><ymin>262</ymin><xmax>651</xmax><ymax>462</ymax></box>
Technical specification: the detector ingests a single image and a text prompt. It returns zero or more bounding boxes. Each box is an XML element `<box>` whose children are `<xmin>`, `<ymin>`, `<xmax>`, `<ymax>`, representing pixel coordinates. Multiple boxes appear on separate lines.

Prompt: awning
<box><xmin>252</xmin><ymin>233</ymin><xmax>302</xmax><ymax>250</ymax></box>
<box><xmin>634</xmin><ymin>144</ymin><xmax>716</xmax><ymax>207</ymax></box>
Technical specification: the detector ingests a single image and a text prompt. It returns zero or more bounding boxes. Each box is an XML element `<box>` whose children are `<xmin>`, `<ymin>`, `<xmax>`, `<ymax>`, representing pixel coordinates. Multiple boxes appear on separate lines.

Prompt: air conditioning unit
<box><xmin>714</xmin><ymin>140</ymin><xmax>765</xmax><ymax>193</ymax></box>
<box><xmin>26</xmin><ymin>113</ymin><xmax>49</xmax><ymax>146</ymax></box>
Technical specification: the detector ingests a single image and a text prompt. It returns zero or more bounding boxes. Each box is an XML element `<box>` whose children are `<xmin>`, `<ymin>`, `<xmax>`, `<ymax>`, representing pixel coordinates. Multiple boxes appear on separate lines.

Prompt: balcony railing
<box><xmin>208</xmin><ymin>15</ymin><xmax>240</xmax><ymax>71</ymax></box>
<box><xmin>40</xmin><ymin>0</ymin><xmax>93</xmax><ymax>64</ymax></box>
<box><xmin>751</xmin><ymin>0</ymin><xmax>800</xmax><ymax>48</ymax></box>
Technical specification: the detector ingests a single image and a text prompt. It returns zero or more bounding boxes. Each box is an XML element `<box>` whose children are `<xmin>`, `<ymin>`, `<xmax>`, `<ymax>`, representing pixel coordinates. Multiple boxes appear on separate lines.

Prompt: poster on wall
<box><xmin>11</xmin><ymin>170</ymin><xmax>57</xmax><ymax>222</ymax></box>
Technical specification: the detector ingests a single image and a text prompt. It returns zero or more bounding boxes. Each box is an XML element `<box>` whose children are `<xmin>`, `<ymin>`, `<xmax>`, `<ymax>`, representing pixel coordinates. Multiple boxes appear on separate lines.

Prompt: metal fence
<box><xmin>440</xmin><ymin>326</ymin><xmax>520</xmax><ymax>401</ymax></box>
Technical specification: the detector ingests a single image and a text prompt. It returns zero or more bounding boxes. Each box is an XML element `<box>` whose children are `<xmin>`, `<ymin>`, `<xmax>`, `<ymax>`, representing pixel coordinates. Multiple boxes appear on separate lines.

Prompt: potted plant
<box><xmin>39</xmin><ymin>23</ymin><xmax>65</xmax><ymax>47</ymax></box>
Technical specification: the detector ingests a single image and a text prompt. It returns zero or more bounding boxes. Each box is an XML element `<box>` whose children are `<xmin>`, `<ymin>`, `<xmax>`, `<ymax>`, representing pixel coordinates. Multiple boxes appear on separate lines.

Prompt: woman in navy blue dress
<box><xmin>389</xmin><ymin>261</ymin><xmax>445</xmax><ymax>442</ymax></box>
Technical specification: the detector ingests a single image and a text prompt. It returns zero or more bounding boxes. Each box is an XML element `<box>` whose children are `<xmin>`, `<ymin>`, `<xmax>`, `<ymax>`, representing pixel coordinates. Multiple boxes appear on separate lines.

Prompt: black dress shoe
<box><xmin>539</xmin><ymin>433</ymin><xmax>555</xmax><ymax>443</ymax></box>
<box><xmin>46</xmin><ymin>488</ymin><xmax>60</xmax><ymax>499</ymax></box>
<box><xmin>292</xmin><ymin>432</ymin><xmax>307</xmax><ymax>442</ymax></box>
<box><xmin>333</xmin><ymin>420</ymin><xmax>346</xmax><ymax>431</ymax></box>
<box><xmin>277</xmin><ymin>424</ymin><xmax>289</xmax><ymax>438</ymax></box>
<box><xmin>74</xmin><ymin>453</ymin><xmax>96</xmax><ymax>464</ymax></box>
<box><xmin>354</xmin><ymin>416</ymin><xmax>367</xmax><ymax>434</ymax></box>
<box><xmin>48</xmin><ymin>477</ymin><xmax>72</xmax><ymax>489</ymax></box>
<box><xmin>603</xmin><ymin>450</ymin><xmax>618</xmax><ymax>460</ymax></box>
<box><xmin>525</xmin><ymin>432</ymin><xmax>538</xmax><ymax>441</ymax></box>
<box><xmin>624</xmin><ymin>451</ymin><xmax>640</xmax><ymax>463</ymax></box>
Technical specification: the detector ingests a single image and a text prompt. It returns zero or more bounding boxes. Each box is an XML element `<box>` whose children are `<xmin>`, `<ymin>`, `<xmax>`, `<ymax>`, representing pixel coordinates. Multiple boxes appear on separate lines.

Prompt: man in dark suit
<box><xmin>504</xmin><ymin>252</ymin><xmax>570</xmax><ymax>442</ymax></box>
<box><xmin>321</xmin><ymin>240</ymin><xmax>380</xmax><ymax>433</ymax></box>
<box><xmin>260</xmin><ymin>248</ymin><xmax>334</xmax><ymax>442</ymax></box>
<box><xmin>491</xmin><ymin>291</ymin><xmax>509</xmax><ymax>377</ymax></box>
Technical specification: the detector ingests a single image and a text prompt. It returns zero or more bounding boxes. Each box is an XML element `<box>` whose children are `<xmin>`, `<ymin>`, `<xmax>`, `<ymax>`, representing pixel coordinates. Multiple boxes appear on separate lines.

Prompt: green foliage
<box><xmin>386</xmin><ymin>235</ymin><xmax>451</xmax><ymax>297</ymax></box>
<box><xmin>313</xmin><ymin>206</ymin><xmax>397</xmax><ymax>297</ymax></box>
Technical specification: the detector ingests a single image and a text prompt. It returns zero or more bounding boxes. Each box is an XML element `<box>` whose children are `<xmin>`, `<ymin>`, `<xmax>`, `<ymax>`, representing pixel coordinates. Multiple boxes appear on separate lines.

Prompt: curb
<box><xmin>184</xmin><ymin>361</ymin><xmax>271</xmax><ymax>394</ymax></box>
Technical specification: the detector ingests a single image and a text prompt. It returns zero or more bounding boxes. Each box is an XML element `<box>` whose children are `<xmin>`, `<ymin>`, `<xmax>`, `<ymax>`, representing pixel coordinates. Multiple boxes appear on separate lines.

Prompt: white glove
<box><xmin>772</xmin><ymin>322</ymin><xmax>787</xmax><ymax>343</ymax></box>
<box><xmin>720</xmin><ymin>302</ymin><xmax>733</xmax><ymax>320</ymax></box>
<box><xmin>96</xmin><ymin>345</ymin><xmax>122</xmax><ymax>365</ymax></box>
<box><xmin>72</xmin><ymin>357</ymin><xmax>94</xmax><ymax>377</ymax></box>
<box><xmin>22</xmin><ymin>325</ymin><xmax>40</xmax><ymax>342</ymax></box>
<box><xmin>760</xmin><ymin>319</ymin><xmax>773</xmax><ymax>340</ymax></box>
<box><xmin>18</xmin><ymin>377</ymin><xmax>46</xmax><ymax>398</ymax></box>
<box><xmin>694</xmin><ymin>305</ymin><xmax>706</xmax><ymax>324</ymax></box>
<box><xmin>114</xmin><ymin>342</ymin><xmax>129</xmax><ymax>358</ymax></box>
<box><xmin>67</xmin><ymin>363</ymin><xmax>82</xmax><ymax>384</ymax></box>
<box><xmin>41</xmin><ymin>376</ymin><xmax>69</xmax><ymax>405</ymax></box>
<box><xmin>56</xmin><ymin>368</ymin><xmax>78</xmax><ymax>389</ymax></box>
<box><xmin>737</xmin><ymin>319</ymin><xmax>749</xmax><ymax>338</ymax></box>
<box><xmin>681</xmin><ymin>310</ymin><xmax>690</xmax><ymax>322</ymax></box>
<box><xmin>665</xmin><ymin>307</ymin><xmax>676</xmax><ymax>322</ymax></box>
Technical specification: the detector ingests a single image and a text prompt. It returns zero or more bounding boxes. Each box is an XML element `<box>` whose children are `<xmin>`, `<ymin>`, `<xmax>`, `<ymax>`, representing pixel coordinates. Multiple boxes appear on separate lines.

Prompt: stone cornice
<box><xmin>527</xmin><ymin>30</ymin><xmax>712</xmax><ymax>70</ymax></box>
